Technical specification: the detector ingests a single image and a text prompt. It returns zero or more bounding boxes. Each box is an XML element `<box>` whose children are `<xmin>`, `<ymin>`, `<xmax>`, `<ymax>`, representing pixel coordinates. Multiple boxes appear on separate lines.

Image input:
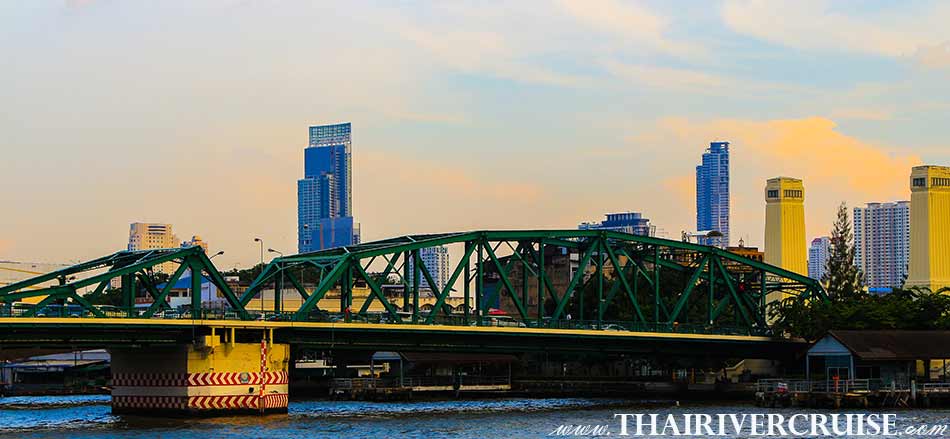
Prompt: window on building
<box><xmin>784</xmin><ymin>189</ymin><xmax>802</xmax><ymax>198</ymax></box>
<box><xmin>932</xmin><ymin>177</ymin><xmax>950</xmax><ymax>187</ymax></box>
<box><xmin>767</xmin><ymin>190</ymin><xmax>779</xmax><ymax>198</ymax></box>
<box><xmin>913</xmin><ymin>177</ymin><xmax>926</xmax><ymax>187</ymax></box>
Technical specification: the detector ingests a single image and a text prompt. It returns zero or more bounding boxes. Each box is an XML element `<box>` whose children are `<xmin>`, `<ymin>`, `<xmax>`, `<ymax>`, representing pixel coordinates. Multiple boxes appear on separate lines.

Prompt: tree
<box><xmin>823</xmin><ymin>202</ymin><xmax>864</xmax><ymax>301</ymax></box>
<box><xmin>771</xmin><ymin>287</ymin><xmax>950</xmax><ymax>341</ymax></box>
<box><xmin>86</xmin><ymin>287</ymin><xmax>124</xmax><ymax>307</ymax></box>
<box><xmin>223</xmin><ymin>264</ymin><xmax>266</xmax><ymax>285</ymax></box>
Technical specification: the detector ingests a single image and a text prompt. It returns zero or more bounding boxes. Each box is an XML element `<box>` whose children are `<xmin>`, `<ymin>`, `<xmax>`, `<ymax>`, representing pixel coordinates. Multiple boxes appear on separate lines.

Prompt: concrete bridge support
<box><xmin>110</xmin><ymin>333</ymin><xmax>289</xmax><ymax>416</ymax></box>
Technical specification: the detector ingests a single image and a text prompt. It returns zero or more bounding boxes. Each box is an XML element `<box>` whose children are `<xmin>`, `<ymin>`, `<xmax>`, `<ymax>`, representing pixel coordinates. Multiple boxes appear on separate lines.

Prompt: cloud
<box><xmin>721</xmin><ymin>0</ymin><xmax>950</xmax><ymax>58</ymax></box>
<box><xmin>65</xmin><ymin>0</ymin><xmax>97</xmax><ymax>9</ymax></box>
<box><xmin>600</xmin><ymin>57</ymin><xmax>819</xmax><ymax>98</ymax></box>
<box><xmin>381</xmin><ymin>109</ymin><xmax>466</xmax><ymax>124</ymax></box>
<box><xmin>915</xmin><ymin>42</ymin><xmax>950</xmax><ymax>69</ymax></box>
<box><xmin>601</xmin><ymin>60</ymin><xmax>724</xmax><ymax>92</ymax></box>
<box><xmin>356</xmin><ymin>151</ymin><xmax>548</xmax><ymax>238</ymax></box>
<box><xmin>557</xmin><ymin>0</ymin><xmax>705</xmax><ymax>59</ymax></box>
<box><xmin>827</xmin><ymin>107</ymin><xmax>893</xmax><ymax>122</ymax></box>
<box><xmin>396</xmin><ymin>25</ymin><xmax>589</xmax><ymax>87</ymax></box>
<box><xmin>393</xmin><ymin>0</ymin><xmax>707</xmax><ymax>87</ymax></box>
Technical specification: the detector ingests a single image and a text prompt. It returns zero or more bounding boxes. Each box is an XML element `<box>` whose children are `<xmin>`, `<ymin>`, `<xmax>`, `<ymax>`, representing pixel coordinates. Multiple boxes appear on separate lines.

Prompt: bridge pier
<box><xmin>110</xmin><ymin>334</ymin><xmax>289</xmax><ymax>416</ymax></box>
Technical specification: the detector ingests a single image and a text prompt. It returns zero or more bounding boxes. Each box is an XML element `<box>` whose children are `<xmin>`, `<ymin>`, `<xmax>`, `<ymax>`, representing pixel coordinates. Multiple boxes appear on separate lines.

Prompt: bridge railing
<box><xmin>921</xmin><ymin>382</ymin><xmax>950</xmax><ymax>393</ymax></box>
<box><xmin>757</xmin><ymin>378</ymin><xmax>888</xmax><ymax>394</ymax></box>
<box><xmin>1</xmin><ymin>301</ymin><xmax>773</xmax><ymax>336</ymax></box>
<box><xmin>331</xmin><ymin>375</ymin><xmax>510</xmax><ymax>391</ymax></box>
<box><xmin>401</xmin><ymin>375</ymin><xmax>510</xmax><ymax>388</ymax></box>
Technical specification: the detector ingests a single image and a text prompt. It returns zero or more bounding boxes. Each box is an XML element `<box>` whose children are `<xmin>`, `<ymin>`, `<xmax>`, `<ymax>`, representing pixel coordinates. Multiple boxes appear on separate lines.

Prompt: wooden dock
<box><xmin>755</xmin><ymin>379</ymin><xmax>950</xmax><ymax>408</ymax></box>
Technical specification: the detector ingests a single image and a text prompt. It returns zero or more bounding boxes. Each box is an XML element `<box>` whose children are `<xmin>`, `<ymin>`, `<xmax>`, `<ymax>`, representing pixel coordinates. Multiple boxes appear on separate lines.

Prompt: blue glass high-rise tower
<box><xmin>695</xmin><ymin>142</ymin><xmax>730</xmax><ymax>248</ymax></box>
<box><xmin>298</xmin><ymin>123</ymin><xmax>360</xmax><ymax>253</ymax></box>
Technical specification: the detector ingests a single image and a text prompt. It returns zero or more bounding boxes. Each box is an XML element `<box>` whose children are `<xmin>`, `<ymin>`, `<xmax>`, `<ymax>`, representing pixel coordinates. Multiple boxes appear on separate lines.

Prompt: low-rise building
<box><xmin>806</xmin><ymin>330</ymin><xmax>950</xmax><ymax>385</ymax></box>
<box><xmin>579</xmin><ymin>212</ymin><xmax>655</xmax><ymax>237</ymax></box>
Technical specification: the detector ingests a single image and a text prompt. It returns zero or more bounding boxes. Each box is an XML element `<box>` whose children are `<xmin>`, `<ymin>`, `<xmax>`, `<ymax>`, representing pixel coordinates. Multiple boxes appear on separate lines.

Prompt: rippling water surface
<box><xmin>2</xmin><ymin>396</ymin><xmax>949</xmax><ymax>438</ymax></box>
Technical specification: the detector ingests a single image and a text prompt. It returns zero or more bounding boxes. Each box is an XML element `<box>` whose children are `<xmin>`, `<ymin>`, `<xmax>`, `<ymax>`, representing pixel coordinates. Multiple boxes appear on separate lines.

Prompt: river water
<box><xmin>1</xmin><ymin>395</ymin><xmax>949</xmax><ymax>438</ymax></box>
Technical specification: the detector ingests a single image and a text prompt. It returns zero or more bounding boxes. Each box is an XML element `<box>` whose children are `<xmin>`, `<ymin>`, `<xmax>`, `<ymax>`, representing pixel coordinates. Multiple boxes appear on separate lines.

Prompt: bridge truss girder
<box><xmin>243</xmin><ymin>230</ymin><xmax>827</xmax><ymax>334</ymax></box>
<box><xmin>0</xmin><ymin>247</ymin><xmax>249</xmax><ymax>320</ymax></box>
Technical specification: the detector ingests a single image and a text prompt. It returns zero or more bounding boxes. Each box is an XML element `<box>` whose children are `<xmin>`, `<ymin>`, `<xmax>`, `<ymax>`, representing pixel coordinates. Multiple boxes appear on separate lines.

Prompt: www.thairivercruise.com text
<box><xmin>549</xmin><ymin>414</ymin><xmax>948</xmax><ymax>437</ymax></box>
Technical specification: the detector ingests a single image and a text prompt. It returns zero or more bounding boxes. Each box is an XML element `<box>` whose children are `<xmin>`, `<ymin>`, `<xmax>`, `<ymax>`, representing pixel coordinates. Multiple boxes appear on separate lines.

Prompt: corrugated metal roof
<box><xmin>157</xmin><ymin>275</ymin><xmax>213</xmax><ymax>290</ymax></box>
<box><xmin>2</xmin><ymin>359</ymin><xmax>106</xmax><ymax>370</ymax></box>
<box><xmin>827</xmin><ymin>330</ymin><xmax>950</xmax><ymax>361</ymax></box>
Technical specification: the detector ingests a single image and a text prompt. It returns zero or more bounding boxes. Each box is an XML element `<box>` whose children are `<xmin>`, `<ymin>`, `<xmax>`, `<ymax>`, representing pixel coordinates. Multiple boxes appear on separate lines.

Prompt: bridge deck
<box><xmin>0</xmin><ymin>317</ymin><xmax>773</xmax><ymax>342</ymax></box>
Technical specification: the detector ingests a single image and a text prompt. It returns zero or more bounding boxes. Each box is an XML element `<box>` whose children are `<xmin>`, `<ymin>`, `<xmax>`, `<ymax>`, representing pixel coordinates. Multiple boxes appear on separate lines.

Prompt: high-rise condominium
<box><xmin>696</xmin><ymin>142</ymin><xmax>730</xmax><ymax>248</ymax></box>
<box><xmin>808</xmin><ymin>236</ymin><xmax>831</xmax><ymax>282</ymax></box>
<box><xmin>298</xmin><ymin>123</ymin><xmax>361</xmax><ymax>253</ymax></box>
<box><xmin>408</xmin><ymin>246</ymin><xmax>451</xmax><ymax>293</ymax></box>
<box><xmin>127</xmin><ymin>222</ymin><xmax>178</xmax><ymax>273</ymax></box>
<box><xmin>854</xmin><ymin>201</ymin><xmax>910</xmax><ymax>289</ymax></box>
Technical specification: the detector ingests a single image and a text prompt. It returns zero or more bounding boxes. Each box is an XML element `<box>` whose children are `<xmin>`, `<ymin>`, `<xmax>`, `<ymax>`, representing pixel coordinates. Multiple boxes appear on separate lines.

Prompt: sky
<box><xmin>1</xmin><ymin>0</ymin><xmax>949</xmax><ymax>269</ymax></box>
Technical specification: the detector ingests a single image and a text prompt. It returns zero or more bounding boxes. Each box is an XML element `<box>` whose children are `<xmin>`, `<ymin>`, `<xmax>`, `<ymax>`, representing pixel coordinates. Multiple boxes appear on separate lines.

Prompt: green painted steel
<box><xmin>0</xmin><ymin>230</ymin><xmax>826</xmax><ymax>336</ymax></box>
<box><xmin>0</xmin><ymin>247</ymin><xmax>249</xmax><ymax>320</ymax></box>
<box><xmin>241</xmin><ymin>230</ymin><xmax>826</xmax><ymax>335</ymax></box>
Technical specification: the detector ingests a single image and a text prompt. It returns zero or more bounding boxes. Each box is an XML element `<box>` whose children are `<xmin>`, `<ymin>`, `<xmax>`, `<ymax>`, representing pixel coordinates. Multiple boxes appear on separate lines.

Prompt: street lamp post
<box><xmin>268</xmin><ymin>248</ymin><xmax>283</xmax><ymax>315</ymax></box>
<box><xmin>254</xmin><ymin>238</ymin><xmax>263</xmax><ymax>317</ymax></box>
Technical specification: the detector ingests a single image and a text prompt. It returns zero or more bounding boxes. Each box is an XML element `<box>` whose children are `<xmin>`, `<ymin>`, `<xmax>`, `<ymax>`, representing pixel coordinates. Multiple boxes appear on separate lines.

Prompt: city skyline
<box><xmin>1</xmin><ymin>2</ymin><xmax>948</xmax><ymax>268</ymax></box>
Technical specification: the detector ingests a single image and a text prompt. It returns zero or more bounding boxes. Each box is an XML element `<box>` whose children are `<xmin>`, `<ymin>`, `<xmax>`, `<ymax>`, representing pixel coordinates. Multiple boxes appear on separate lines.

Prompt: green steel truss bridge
<box><xmin>0</xmin><ymin>230</ymin><xmax>825</xmax><ymax>338</ymax></box>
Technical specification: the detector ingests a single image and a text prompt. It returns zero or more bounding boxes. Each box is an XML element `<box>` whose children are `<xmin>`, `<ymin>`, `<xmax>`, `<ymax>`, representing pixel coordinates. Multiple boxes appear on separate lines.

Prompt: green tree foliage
<box><xmin>823</xmin><ymin>202</ymin><xmax>863</xmax><ymax>301</ymax></box>
<box><xmin>85</xmin><ymin>271</ymin><xmax>170</xmax><ymax>307</ymax></box>
<box><xmin>223</xmin><ymin>264</ymin><xmax>266</xmax><ymax>285</ymax></box>
<box><xmin>85</xmin><ymin>287</ymin><xmax>124</xmax><ymax>307</ymax></box>
<box><xmin>772</xmin><ymin>286</ymin><xmax>950</xmax><ymax>341</ymax></box>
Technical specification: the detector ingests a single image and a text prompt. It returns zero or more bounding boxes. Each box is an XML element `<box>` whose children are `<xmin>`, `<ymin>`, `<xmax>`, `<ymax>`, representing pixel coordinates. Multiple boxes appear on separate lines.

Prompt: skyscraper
<box><xmin>853</xmin><ymin>201</ymin><xmax>910</xmax><ymax>289</ymax></box>
<box><xmin>906</xmin><ymin>165</ymin><xmax>950</xmax><ymax>291</ymax></box>
<box><xmin>298</xmin><ymin>123</ymin><xmax>360</xmax><ymax>253</ymax></box>
<box><xmin>808</xmin><ymin>236</ymin><xmax>831</xmax><ymax>282</ymax></box>
<box><xmin>764</xmin><ymin>177</ymin><xmax>807</xmax><ymax>277</ymax></box>
<box><xmin>696</xmin><ymin>142</ymin><xmax>730</xmax><ymax>248</ymax></box>
<box><xmin>578</xmin><ymin>212</ymin><xmax>655</xmax><ymax>236</ymax></box>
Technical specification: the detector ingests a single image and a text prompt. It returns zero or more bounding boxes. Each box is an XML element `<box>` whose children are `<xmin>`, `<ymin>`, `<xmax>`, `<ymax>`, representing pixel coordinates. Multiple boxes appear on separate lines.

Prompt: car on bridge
<box><xmin>476</xmin><ymin>316</ymin><xmax>527</xmax><ymax>328</ymax></box>
<box><xmin>38</xmin><ymin>304</ymin><xmax>91</xmax><ymax>318</ymax></box>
